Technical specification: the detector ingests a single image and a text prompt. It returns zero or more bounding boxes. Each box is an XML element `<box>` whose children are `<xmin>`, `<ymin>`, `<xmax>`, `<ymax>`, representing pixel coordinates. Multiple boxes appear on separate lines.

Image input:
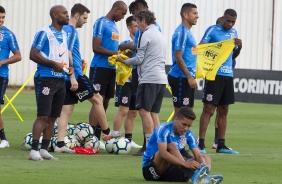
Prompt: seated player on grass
<box><xmin>142</xmin><ymin>107</ymin><xmax>223</xmax><ymax>183</ymax></box>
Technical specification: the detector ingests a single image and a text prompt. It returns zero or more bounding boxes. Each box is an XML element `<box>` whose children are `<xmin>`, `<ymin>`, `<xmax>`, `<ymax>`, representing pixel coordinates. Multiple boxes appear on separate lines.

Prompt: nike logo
<box><xmin>59</xmin><ymin>51</ymin><xmax>65</xmax><ymax>57</ymax></box>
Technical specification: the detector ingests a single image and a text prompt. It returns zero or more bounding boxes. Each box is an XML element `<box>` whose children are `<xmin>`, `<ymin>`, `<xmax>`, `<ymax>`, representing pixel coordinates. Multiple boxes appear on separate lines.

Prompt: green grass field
<box><xmin>0</xmin><ymin>90</ymin><xmax>281</xmax><ymax>184</ymax></box>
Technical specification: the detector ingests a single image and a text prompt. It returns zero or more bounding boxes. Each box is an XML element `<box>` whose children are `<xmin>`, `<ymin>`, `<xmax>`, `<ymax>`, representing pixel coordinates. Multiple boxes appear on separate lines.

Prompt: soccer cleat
<box><xmin>54</xmin><ymin>146</ymin><xmax>75</xmax><ymax>153</ymax></box>
<box><xmin>199</xmin><ymin>148</ymin><xmax>207</xmax><ymax>154</ymax></box>
<box><xmin>0</xmin><ymin>140</ymin><xmax>9</xmax><ymax>148</ymax></box>
<box><xmin>102</xmin><ymin>130</ymin><xmax>123</xmax><ymax>141</ymax></box>
<box><xmin>133</xmin><ymin>147</ymin><xmax>145</xmax><ymax>156</ymax></box>
<box><xmin>40</xmin><ymin>149</ymin><xmax>58</xmax><ymax>160</ymax></box>
<box><xmin>216</xmin><ymin>146</ymin><xmax>239</xmax><ymax>154</ymax></box>
<box><xmin>212</xmin><ymin>143</ymin><xmax>218</xmax><ymax>149</ymax></box>
<box><xmin>130</xmin><ymin>140</ymin><xmax>142</xmax><ymax>148</ymax></box>
<box><xmin>99</xmin><ymin>141</ymin><xmax>106</xmax><ymax>150</ymax></box>
<box><xmin>191</xmin><ymin>165</ymin><xmax>210</xmax><ymax>184</ymax></box>
<box><xmin>198</xmin><ymin>174</ymin><xmax>223</xmax><ymax>184</ymax></box>
<box><xmin>29</xmin><ymin>150</ymin><xmax>44</xmax><ymax>161</ymax></box>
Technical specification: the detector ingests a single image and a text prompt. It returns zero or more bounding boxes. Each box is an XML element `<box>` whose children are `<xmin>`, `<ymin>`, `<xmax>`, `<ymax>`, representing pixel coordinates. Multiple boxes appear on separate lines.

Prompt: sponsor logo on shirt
<box><xmin>111</xmin><ymin>32</ymin><xmax>119</xmax><ymax>41</ymax></box>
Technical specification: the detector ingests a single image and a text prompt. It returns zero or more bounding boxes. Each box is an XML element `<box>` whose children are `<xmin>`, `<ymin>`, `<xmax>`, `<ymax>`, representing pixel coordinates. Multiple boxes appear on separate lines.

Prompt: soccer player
<box><xmin>55</xmin><ymin>4</ymin><xmax>122</xmax><ymax>153</ymax></box>
<box><xmin>113</xmin><ymin>16</ymin><xmax>141</xmax><ymax>148</ymax></box>
<box><xmin>29</xmin><ymin>5</ymin><xmax>73</xmax><ymax>161</ymax></box>
<box><xmin>89</xmin><ymin>1</ymin><xmax>127</xmax><ymax>146</ymax></box>
<box><xmin>117</xmin><ymin>10</ymin><xmax>167</xmax><ymax>157</ymax></box>
<box><xmin>198</xmin><ymin>9</ymin><xmax>242</xmax><ymax>154</ymax></box>
<box><xmin>0</xmin><ymin>6</ymin><xmax>22</xmax><ymax>148</ymax></box>
<box><xmin>142</xmin><ymin>107</ymin><xmax>223</xmax><ymax>183</ymax></box>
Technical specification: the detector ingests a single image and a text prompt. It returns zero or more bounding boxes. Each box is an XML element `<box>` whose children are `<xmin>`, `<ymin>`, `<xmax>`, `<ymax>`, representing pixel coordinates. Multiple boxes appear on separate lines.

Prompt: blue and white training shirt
<box><xmin>0</xmin><ymin>26</ymin><xmax>20</xmax><ymax>78</ymax></box>
<box><xmin>142</xmin><ymin>121</ymin><xmax>198</xmax><ymax>168</ymax></box>
<box><xmin>168</xmin><ymin>24</ymin><xmax>197</xmax><ymax>78</ymax></box>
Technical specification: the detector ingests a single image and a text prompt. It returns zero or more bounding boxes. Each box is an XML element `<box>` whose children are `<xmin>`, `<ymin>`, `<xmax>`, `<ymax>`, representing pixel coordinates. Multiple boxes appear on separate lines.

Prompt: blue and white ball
<box><xmin>105</xmin><ymin>138</ymin><xmax>117</xmax><ymax>153</ymax></box>
<box><xmin>83</xmin><ymin>136</ymin><xmax>100</xmax><ymax>150</ymax></box>
<box><xmin>22</xmin><ymin>133</ymin><xmax>33</xmax><ymax>150</ymax></box>
<box><xmin>113</xmin><ymin>137</ymin><xmax>131</xmax><ymax>155</ymax></box>
<box><xmin>74</xmin><ymin>122</ymin><xmax>94</xmax><ymax>143</ymax></box>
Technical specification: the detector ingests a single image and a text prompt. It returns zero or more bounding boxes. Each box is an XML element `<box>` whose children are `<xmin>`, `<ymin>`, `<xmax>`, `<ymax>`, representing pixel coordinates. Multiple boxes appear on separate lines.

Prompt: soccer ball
<box><xmin>64</xmin><ymin>135</ymin><xmax>75</xmax><ymax>149</ymax></box>
<box><xmin>105</xmin><ymin>138</ymin><xmax>117</xmax><ymax>153</ymax></box>
<box><xmin>74</xmin><ymin>122</ymin><xmax>94</xmax><ymax>143</ymax></box>
<box><xmin>53</xmin><ymin>125</ymin><xmax>58</xmax><ymax>136</ymax></box>
<box><xmin>66</xmin><ymin>124</ymin><xmax>76</xmax><ymax>135</ymax></box>
<box><xmin>113</xmin><ymin>137</ymin><xmax>131</xmax><ymax>155</ymax></box>
<box><xmin>83</xmin><ymin>136</ymin><xmax>100</xmax><ymax>150</ymax></box>
<box><xmin>50</xmin><ymin>136</ymin><xmax>58</xmax><ymax>149</ymax></box>
<box><xmin>22</xmin><ymin>133</ymin><xmax>33</xmax><ymax>150</ymax></box>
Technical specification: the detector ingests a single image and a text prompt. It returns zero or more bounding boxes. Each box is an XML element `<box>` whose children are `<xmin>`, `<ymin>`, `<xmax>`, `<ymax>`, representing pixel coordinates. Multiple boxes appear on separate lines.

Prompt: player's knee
<box><xmin>203</xmin><ymin>104</ymin><xmax>216</xmax><ymax>116</ymax></box>
<box><xmin>167</xmin><ymin>142</ymin><xmax>178</xmax><ymax>152</ymax></box>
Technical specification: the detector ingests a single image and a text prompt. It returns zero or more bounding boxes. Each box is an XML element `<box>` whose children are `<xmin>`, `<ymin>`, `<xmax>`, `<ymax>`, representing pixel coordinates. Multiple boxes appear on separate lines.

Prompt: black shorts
<box><xmin>115</xmin><ymin>82</ymin><xmax>136</xmax><ymax>110</ymax></box>
<box><xmin>89</xmin><ymin>66</ymin><xmax>116</xmax><ymax>99</ymax></box>
<box><xmin>34</xmin><ymin>77</ymin><xmax>66</xmax><ymax>117</ymax></box>
<box><xmin>0</xmin><ymin>77</ymin><xmax>8</xmax><ymax>104</ymax></box>
<box><xmin>202</xmin><ymin>75</ymin><xmax>234</xmax><ymax>105</ymax></box>
<box><xmin>131</xmin><ymin>68</ymin><xmax>138</xmax><ymax>94</ymax></box>
<box><xmin>142</xmin><ymin>156</ymin><xmax>193</xmax><ymax>182</ymax></box>
<box><xmin>168</xmin><ymin>75</ymin><xmax>195</xmax><ymax>108</ymax></box>
<box><xmin>135</xmin><ymin>83</ymin><xmax>165</xmax><ymax>113</ymax></box>
<box><xmin>64</xmin><ymin>74</ymin><xmax>97</xmax><ymax>105</ymax></box>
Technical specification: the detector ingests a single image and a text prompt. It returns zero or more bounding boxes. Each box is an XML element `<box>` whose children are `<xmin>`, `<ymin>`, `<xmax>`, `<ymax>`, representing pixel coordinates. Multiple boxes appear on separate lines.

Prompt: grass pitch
<box><xmin>0</xmin><ymin>90</ymin><xmax>281</xmax><ymax>184</ymax></box>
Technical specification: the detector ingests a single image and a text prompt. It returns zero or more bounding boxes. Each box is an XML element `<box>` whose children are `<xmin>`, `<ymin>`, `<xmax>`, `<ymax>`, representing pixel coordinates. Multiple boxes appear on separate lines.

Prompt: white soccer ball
<box><xmin>66</xmin><ymin>124</ymin><xmax>76</xmax><ymax>135</ymax></box>
<box><xmin>22</xmin><ymin>133</ymin><xmax>33</xmax><ymax>150</ymax></box>
<box><xmin>50</xmin><ymin>136</ymin><xmax>58</xmax><ymax>149</ymax></box>
<box><xmin>105</xmin><ymin>138</ymin><xmax>117</xmax><ymax>153</ymax></box>
<box><xmin>113</xmin><ymin>137</ymin><xmax>131</xmax><ymax>155</ymax></box>
<box><xmin>74</xmin><ymin>122</ymin><xmax>94</xmax><ymax>143</ymax></box>
<box><xmin>83</xmin><ymin>136</ymin><xmax>100</xmax><ymax>150</ymax></box>
<box><xmin>64</xmin><ymin>135</ymin><xmax>75</xmax><ymax>149</ymax></box>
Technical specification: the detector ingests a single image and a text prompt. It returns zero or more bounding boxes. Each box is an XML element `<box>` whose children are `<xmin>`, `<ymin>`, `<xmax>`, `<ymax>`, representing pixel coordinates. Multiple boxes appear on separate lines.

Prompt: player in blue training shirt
<box><xmin>0</xmin><ymin>6</ymin><xmax>22</xmax><ymax>148</ymax></box>
<box><xmin>89</xmin><ymin>1</ymin><xmax>127</xmax><ymax>143</ymax></box>
<box><xmin>142</xmin><ymin>107</ymin><xmax>223</xmax><ymax>183</ymax></box>
<box><xmin>55</xmin><ymin>4</ymin><xmax>122</xmax><ymax>153</ymax></box>
<box><xmin>198</xmin><ymin>9</ymin><xmax>242</xmax><ymax>155</ymax></box>
<box><xmin>29</xmin><ymin>5</ymin><xmax>73</xmax><ymax>161</ymax></box>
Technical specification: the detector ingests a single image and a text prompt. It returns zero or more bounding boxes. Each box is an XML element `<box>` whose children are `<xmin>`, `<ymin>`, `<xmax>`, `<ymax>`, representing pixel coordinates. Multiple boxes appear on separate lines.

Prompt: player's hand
<box><xmin>184</xmin><ymin>160</ymin><xmax>200</xmax><ymax>170</ymax></box>
<box><xmin>116</xmin><ymin>56</ymin><xmax>125</xmax><ymax>63</ymax></box>
<box><xmin>188</xmin><ymin>78</ymin><xmax>198</xmax><ymax>89</ymax></box>
<box><xmin>70</xmin><ymin>76</ymin><xmax>78</xmax><ymax>91</ymax></box>
<box><xmin>65</xmin><ymin>66</ymin><xmax>74</xmax><ymax>76</ymax></box>
<box><xmin>234</xmin><ymin>38</ymin><xmax>242</xmax><ymax>48</ymax></box>
<box><xmin>52</xmin><ymin>61</ymin><xmax>64</xmax><ymax>72</ymax></box>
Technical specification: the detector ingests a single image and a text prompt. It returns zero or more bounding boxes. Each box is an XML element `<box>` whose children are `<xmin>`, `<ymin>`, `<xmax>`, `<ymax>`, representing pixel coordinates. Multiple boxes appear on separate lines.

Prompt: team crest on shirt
<box><xmin>42</xmin><ymin>87</ymin><xmax>50</xmax><ymax>95</ymax></box>
<box><xmin>230</xmin><ymin>33</ymin><xmax>235</xmax><ymax>38</ymax></box>
<box><xmin>0</xmin><ymin>33</ymin><xmax>3</xmax><ymax>41</ymax></box>
<box><xmin>179</xmin><ymin>137</ymin><xmax>186</xmax><ymax>149</ymax></box>
<box><xmin>172</xmin><ymin>96</ymin><xmax>177</xmax><ymax>102</ymax></box>
<box><xmin>183</xmin><ymin>98</ymin><xmax>189</xmax><ymax>106</ymax></box>
<box><xmin>206</xmin><ymin>94</ymin><xmax>213</xmax><ymax>101</ymax></box>
<box><xmin>93</xmin><ymin>84</ymin><xmax>101</xmax><ymax>91</ymax></box>
<box><xmin>121</xmin><ymin>96</ymin><xmax>128</xmax><ymax>104</ymax></box>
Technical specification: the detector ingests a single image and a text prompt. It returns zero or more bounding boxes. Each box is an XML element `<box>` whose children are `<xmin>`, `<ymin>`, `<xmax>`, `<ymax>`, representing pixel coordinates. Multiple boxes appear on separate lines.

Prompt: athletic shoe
<box><xmin>0</xmin><ymin>140</ymin><xmax>9</xmax><ymax>148</ymax></box>
<box><xmin>40</xmin><ymin>149</ymin><xmax>58</xmax><ymax>160</ymax></box>
<box><xmin>199</xmin><ymin>148</ymin><xmax>207</xmax><ymax>154</ymax></box>
<box><xmin>102</xmin><ymin>130</ymin><xmax>123</xmax><ymax>141</ymax></box>
<box><xmin>191</xmin><ymin>165</ymin><xmax>210</xmax><ymax>184</ymax></box>
<box><xmin>29</xmin><ymin>150</ymin><xmax>44</xmax><ymax>161</ymax></box>
<box><xmin>99</xmin><ymin>141</ymin><xmax>106</xmax><ymax>150</ymax></box>
<box><xmin>216</xmin><ymin>146</ymin><xmax>239</xmax><ymax>154</ymax></box>
<box><xmin>130</xmin><ymin>140</ymin><xmax>142</xmax><ymax>148</ymax></box>
<box><xmin>198</xmin><ymin>174</ymin><xmax>223</xmax><ymax>184</ymax></box>
<box><xmin>212</xmin><ymin>143</ymin><xmax>217</xmax><ymax>149</ymax></box>
<box><xmin>54</xmin><ymin>146</ymin><xmax>75</xmax><ymax>153</ymax></box>
<box><xmin>133</xmin><ymin>147</ymin><xmax>145</xmax><ymax>156</ymax></box>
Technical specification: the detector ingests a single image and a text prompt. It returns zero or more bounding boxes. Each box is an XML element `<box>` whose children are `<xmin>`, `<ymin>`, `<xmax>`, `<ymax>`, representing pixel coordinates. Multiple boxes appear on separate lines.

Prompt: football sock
<box><xmin>91</xmin><ymin>126</ymin><xmax>96</xmax><ymax>132</ymax></box>
<box><xmin>31</xmin><ymin>140</ymin><xmax>39</xmax><ymax>151</ymax></box>
<box><xmin>41</xmin><ymin>139</ymin><xmax>51</xmax><ymax>150</ymax></box>
<box><xmin>142</xmin><ymin>132</ymin><xmax>146</xmax><ymax>149</ymax></box>
<box><xmin>94</xmin><ymin>125</ymin><xmax>102</xmax><ymax>140</ymax></box>
<box><xmin>198</xmin><ymin>139</ymin><xmax>205</xmax><ymax>149</ymax></box>
<box><xmin>0</xmin><ymin>128</ymin><xmax>6</xmax><ymax>140</ymax></box>
<box><xmin>57</xmin><ymin>141</ymin><xmax>65</xmax><ymax>148</ymax></box>
<box><xmin>125</xmin><ymin>133</ymin><xmax>132</xmax><ymax>142</ymax></box>
<box><xmin>217</xmin><ymin>139</ymin><xmax>225</xmax><ymax>148</ymax></box>
<box><xmin>214</xmin><ymin>128</ymin><xmax>218</xmax><ymax>144</ymax></box>
<box><xmin>102</xmin><ymin>128</ymin><xmax>110</xmax><ymax>135</ymax></box>
<box><xmin>145</xmin><ymin>134</ymin><xmax>152</xmax><ymax>147</ymax></box>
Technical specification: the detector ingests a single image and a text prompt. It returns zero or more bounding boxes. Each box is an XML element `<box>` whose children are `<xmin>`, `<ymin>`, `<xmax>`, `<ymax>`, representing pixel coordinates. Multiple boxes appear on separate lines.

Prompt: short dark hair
<box><xmin>129</xmin><ymin>1</ymin><xmax>137</xmax><ymax>14</ymax></box>
<box><xmin>126</xmin><ymin>16</ymin><xmax>136</xmax><ymax>27</ymax></box>
<box><xmin>224</xmin><ymin>9</ymin><xmax>237</xmax><ymax>17</ymax></box>
<box><xmin>134</xmin><ymin>10</ymin><xmax>155</xmax><ymax>25</ymax></box>
<box><xmin>71</xmin><ymin>3</ymin><xmax>90</xmax><ymax>17</ymax></box>
<box><xmin>0</xmin><ymin>6</ymin><xmax>5</xmax><ymax>13</ymax></box>
<box><xmin>180</xmin><ymin>3</ymin><xmax>197</xmax><ymax>17</ymax></box>
<box><xmin>135</xmin><ymin>0</ymin><xmax>148</xmax><ymax>8</ymax></box>
<box><xmin>175</xmin><ymin>107</ymin><xmax>196</xmax><ymax>121</ymax></box>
